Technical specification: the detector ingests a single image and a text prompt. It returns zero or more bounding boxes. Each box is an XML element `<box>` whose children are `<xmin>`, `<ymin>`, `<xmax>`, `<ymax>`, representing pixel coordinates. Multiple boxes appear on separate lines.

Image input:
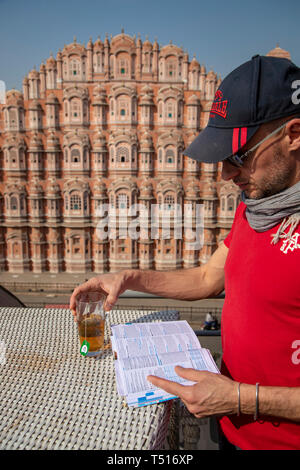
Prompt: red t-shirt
<box><xmin>219</xmin><ymin>202</ymin><xmax>300</xmax><ymax>450</ymax></box>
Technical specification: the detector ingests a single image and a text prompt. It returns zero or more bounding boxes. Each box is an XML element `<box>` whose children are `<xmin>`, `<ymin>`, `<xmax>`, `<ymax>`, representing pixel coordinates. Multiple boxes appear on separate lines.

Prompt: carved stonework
<box><xmin>0</xmin><ymin>31</ymin><xmax>255</xmax><ymax>273</ymax></box>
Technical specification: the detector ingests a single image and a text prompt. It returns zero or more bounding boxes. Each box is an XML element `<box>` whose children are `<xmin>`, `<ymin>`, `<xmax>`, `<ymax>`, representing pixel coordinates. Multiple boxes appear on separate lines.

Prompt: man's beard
<box><xmin>245</xmin><ymin>144</ymin><xmax>294</xmax><ymax>200</ymax></box>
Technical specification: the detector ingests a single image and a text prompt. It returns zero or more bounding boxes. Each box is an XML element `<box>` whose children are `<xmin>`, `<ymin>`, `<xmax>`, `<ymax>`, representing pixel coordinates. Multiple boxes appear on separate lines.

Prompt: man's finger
<box><xmin>69</xmin><ymin>280</ymin><xmax>97</xmax><ymax>310</ymax></box>
<box><xmin>69</xmin><ymin>285</ymin><xmax>87</xmax><ymax>311</ymax></box>
<box><xmin>147</xmin><ymin>375</ymin><xmax>188</xmax><ymax>398</ymax></box>
<box><xmin>104</xmin><ymin>291</ymin><xmax>119</xmax><ymax>311</ymax></box>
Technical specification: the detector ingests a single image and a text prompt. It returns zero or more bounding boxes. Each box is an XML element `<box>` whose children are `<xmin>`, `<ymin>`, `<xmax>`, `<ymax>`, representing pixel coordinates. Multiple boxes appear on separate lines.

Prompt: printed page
<box><xmin>120</xmin><ymin>361</ymin><xmax>196</xmax><ymax>407</ymax></box>
<box><xmin>111</xmin><ymin>332</ymin><xmax>201</xmax><ymax>360</ymax></box>
<box><xmin>116</xmin><ymin>348</ymin><xmax>219</xmax><ymax>406</ymax></box>
<box><xmin>110</xmin><ymin>320</ymin><xmax>195</xmax><ymax>340</ymax></box>
<box><xmin>120</xmin><ymin>350</ymin><xmax>194</xmax><ymax>370</ymax></box>
<box><xmin>111</xmin><ymin>320</ymin><xmax>219</xmax><ymax>407</ymax></box>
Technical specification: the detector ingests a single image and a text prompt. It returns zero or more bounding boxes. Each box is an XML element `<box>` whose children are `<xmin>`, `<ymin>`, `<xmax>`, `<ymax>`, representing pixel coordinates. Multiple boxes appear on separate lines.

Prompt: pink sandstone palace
<box><xmin>0</xmin><ymin>35</ymin><xmax>290</xmax><ymax>274</ymax></box>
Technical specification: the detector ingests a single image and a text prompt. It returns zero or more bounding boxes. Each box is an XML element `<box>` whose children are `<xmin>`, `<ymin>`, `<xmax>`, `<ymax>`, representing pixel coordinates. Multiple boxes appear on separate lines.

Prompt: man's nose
<box><xmin>221</xmin><ymin>160</ymin><xmax>241</xmax><ymax>181</ymax></box>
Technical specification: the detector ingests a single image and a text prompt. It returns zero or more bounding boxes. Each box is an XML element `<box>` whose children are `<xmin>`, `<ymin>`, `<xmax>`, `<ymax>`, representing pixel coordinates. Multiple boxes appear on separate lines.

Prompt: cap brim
<box><xmin>184</xmin><ymin>125</ymin><xmax>259</xmax><ymax>163</ymax></box>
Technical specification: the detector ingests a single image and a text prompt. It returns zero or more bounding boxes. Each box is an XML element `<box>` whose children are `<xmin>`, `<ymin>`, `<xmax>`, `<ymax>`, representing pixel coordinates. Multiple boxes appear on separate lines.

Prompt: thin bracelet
<box><xmin>254</xmin><ymin>383</ymin><xmax>260</xmax><ymax>421</ymax></box>
<box><xmin>237</xmin><ymin>382</ymin><xmax>242</xmax><ymax>416</ymax></box>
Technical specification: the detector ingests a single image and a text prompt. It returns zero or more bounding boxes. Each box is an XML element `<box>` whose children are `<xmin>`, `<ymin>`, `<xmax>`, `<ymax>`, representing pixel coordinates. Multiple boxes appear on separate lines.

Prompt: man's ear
<box><xmin>286</xmin><ymin>118</ymin><xmax>300</xmax><ymax>151</ymax></box>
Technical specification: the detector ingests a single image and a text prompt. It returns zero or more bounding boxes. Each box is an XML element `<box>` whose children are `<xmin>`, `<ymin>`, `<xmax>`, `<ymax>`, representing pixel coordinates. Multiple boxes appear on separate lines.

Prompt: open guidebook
<box><xmin>110</xmin><ymin>320</ymin><xmax>220</xmax><ymax>407</ymax></box>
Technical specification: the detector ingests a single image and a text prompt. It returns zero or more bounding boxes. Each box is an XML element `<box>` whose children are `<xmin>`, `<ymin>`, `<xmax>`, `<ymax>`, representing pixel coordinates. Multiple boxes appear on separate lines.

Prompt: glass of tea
<box><xmin>76</xmin><ymin>291</ymin><xmax>106</xmax><ymax>357</ymax></box>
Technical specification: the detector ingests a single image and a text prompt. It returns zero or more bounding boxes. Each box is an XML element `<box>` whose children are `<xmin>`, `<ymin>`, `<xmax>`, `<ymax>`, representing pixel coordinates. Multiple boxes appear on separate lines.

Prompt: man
<box><xmin>70</xmin><ymin>55</ymin><xmax>300</xmax><ymax>450</ymax></box>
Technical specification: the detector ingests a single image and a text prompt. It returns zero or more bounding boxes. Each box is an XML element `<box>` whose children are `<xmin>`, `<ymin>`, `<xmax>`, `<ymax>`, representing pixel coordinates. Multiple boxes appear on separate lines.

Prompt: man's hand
<box><xmin>69</xmin><ymin>271</ymin><xmax>129</xmax><ymax>320</ymax></box>
<box><xmin>147</xmin><ymin>366</ymin><xmax>238</xmax><ymax>418</ymax></box>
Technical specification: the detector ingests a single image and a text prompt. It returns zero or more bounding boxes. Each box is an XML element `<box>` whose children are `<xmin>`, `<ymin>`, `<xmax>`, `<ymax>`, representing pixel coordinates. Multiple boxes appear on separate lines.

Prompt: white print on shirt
<box><xmin>291</xmin><ymin>80</ymin><xmax>300</xmax><ymax>105</ymax></box>
<box><xmin>280</xmin><ymin>233</ymin><xmax>300</xmax><ymax>254</ymax></box>
<box><xmin>291</xmin><ymin>340</ymin><xmax>300</xmax><ymax>365</ymax></box>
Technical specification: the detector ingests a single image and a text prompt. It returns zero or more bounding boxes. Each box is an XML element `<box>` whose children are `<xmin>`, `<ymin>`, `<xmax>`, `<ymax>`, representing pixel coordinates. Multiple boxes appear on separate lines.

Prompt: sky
<box><xmin>0</xmin><ymin>0</ymin><xmax>299</xmax><ymax>92</ymax></box>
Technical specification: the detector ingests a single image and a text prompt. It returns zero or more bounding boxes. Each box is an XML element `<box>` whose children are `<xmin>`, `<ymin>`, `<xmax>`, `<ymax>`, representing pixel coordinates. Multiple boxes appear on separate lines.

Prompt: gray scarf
<box><xmin>242</xmin><ymin>181</ymin><xmax>300</xmax><ymax>245</ymax></box>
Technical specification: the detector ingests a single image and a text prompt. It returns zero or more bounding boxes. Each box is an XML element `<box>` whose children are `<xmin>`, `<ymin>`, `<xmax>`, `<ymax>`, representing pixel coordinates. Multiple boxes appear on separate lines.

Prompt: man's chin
<box><xmin>243</xmin><ymin>187</ymin><xmax>262</xmax><ymax>200</ymax></box>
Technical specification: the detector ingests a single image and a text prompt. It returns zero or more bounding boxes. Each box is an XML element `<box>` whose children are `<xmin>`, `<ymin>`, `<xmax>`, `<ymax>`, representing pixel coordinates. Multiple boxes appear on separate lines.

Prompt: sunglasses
<box><xmin>225</xmin><ymin>120</ymin><xmax>291</xmax><ymax>168</ymax></box>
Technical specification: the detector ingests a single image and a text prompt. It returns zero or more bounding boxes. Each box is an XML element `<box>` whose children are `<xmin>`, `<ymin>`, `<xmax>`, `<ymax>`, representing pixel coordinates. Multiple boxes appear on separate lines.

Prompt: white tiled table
<box><xmin>0</xmin><ymin>307</ymin><xmax>179</xmax><ymax>450</ymax></box>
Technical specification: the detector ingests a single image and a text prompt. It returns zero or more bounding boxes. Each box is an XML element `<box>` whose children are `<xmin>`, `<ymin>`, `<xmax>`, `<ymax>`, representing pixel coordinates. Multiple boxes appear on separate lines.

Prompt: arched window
<box><xmin>8</xmin><ymin>108</ymin><xmax>18</xmax><ymax>130</ymax></box>
<box><xmin>116</xmin><ymin>146</ymin><xmax>129</xmax><ymax>163</ymax></box>
<box><xmin>118</xmin><ymin>59</ymin><xmax>129</xmax><ymax>76</ymax></box>
<box><xmin>73</xmin><ymin>236</ymin><xmax>81</xmax><ymax>255</ymax></box>
<box><xmin>164</xmin><ymin>194</ymin><xmax>175</xmax><ymax>209</ymax></box>
<box><xmin>83</xmin><ymin>192</ymin><xmax>88</xmax><ymax>211</ymax></box>
<box><xmin>165</xmin><ymin>99</ymin><xmax>176</xmax><ymax>120</ymax></box>
<box><xmin>110</xmin><ymin>147</ymin><xmax>114</xmax><ymax>163</ymax></box>
<box><xmin>144</xmin><ymin>53</ymin><xmax>151</xmax><ymax>73</ymax></box>
<box><xmin>70</xmin><ymin>98</ymin><xmax>81</xmax><ymax>121</ymax></box>
<box><xmin>11</xmin><ymin>196</ymin><xmax>18</xmax><ymax>211</ymax></box>
<box><xmin>110</xmin><ymin>56</ymin><xmax>114</xmax><ymax>74</ymax></box>
<box><xmin>70</xmin><ymin>59</ymin><xmax>80</xmax><ymax>77</ymax></box>
<box><xmin>71</xmin><ymin>147</ymin><xmax>80</xmax><ymax>163</ymax></box>
<box><xmin>94</xmin><ymin>52</ymin><xmax>103</xmax><ymax>72</ymax></box>
<box><xmin>9</xmin><ymin>148</ymin><xmax>18</xmax><ymax>165</ymax></box>
<box><xmin>158</xmin><ymin>102</ymin><xmax>163</xmax><ymax>118</ymax></box>
<box><xmin>165</xmin><ymin>148</ymin><xmax>174</xmax><ymax>164</ymax></box>
<box><xmin>70</xmin><ymin>194</ymin><xmax>81</xmax><ymax>211</ymax></box>
<box><xmin>20</xmin><ymin>196</ymin><xmax>25</xmax><ymax>212</ymax></box>
<box><xmin>228</xmin><ymin>196</ymin><xmax>235</xmax><ymax>211</ymax></box>
<box><xmin>117</xmin><ymin>193</ymin><xmax>129</xmax><ymax>209</ymax></box>
<box><xmin>110</xmin><ymin>99</ymin><xmax>114</xmax><ymax>116</ymax></box>
<box><xmin>117</xmin><ymin>97</ymin><xmax>129</xmax><ymax>119</ymax></box>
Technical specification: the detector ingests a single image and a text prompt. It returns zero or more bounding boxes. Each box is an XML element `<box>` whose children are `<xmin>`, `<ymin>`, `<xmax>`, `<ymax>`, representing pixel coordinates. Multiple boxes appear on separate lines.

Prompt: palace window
<box><xmin>8</xmin><ymin>108</ymin><xmax>18</xmax><ymax>130</ymax></box>
<box><xmin>165</xmin><ymin>149</ymin><xmax>174</xmax><ymax>164</ymax></box>
<box><xmin>166</xmin><ymin>100</ymin><xmax>175</xmax><ymax>120</ymax></box>
<box><xmin>164</xmin><ymin>194</ymin><xmax>175</xmax><ymax>210</ymax></box>
<box><xmin>11</xmin><ymin>196</ymin><xmax>18</xmax><ymax>211</ymax></box>
<box><xmin>158</xmin><ymin>149</ymin><xmax>163</xmax><ymax>163</ymax></box>
<box><xmin>84</xmin><ymin>192</ymin><xmax>88</xmax><ymax>211</ymax></box>
<box><xmin>117</xmin><ymin>98</ymin><xmax>129</xmax><ymax>118</ymax></box>
<box><xmin>228</xmin><ymin>196</ymin><xmax>235</xmax><ymax>211</ymax></box>
<box><xmin>71</xmin><ymin>148</ymin><xmax>80</xmax><ymax>163</ymax></box>
<box><xmin>116</xmin><ymin>146</ymin><xmax>129</xmax><ymax>163</ymax></box>
<box><xmin>166</xmin><ymin>60</ymin><xmax>176</xmax><ymax>79</ymax></box>
<box><xmin>118</xmin><ymin>59</ymin><xmax>129</xmax><ymax>76</ymax></box>
<box><xmin>117</xmin><ymin>193</ymin><xmax>129</xmax><ymax>209</ymax></box>
<box><xmin>70</xmin><ymin>194</ymin><xmax>81</xmax><ymax>211</ymax></box>
<box><xmin>71</xmin><ymin>98</ymin><xmax>81</xmax><ymax>121</ymax></box>
<box><xmin>158</xmin><ymin>102</ymin><xmax>163</xmax><ymax>118</ymax></box>
<box><xmin>70</xmin><ymin>59</ymin><xmax>80</xmax><ymax>77</ymax></box>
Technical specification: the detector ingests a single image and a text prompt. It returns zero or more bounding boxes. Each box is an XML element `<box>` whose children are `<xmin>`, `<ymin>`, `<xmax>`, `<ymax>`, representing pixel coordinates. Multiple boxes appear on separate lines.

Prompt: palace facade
<box><xmin>0</xmin><ymin>32</ymin><xmax>254</xmax><ymax>273</ymax></box>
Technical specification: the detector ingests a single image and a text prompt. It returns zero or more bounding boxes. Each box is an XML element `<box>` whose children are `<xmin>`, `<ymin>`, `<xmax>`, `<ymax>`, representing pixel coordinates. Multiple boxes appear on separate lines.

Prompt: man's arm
<box><xmin>125</xmin><ymin>241</ymin><xmax>228</xmax><ymax>301</ymax></box>
<box><xmin>70</xmin><ymin>241</ymin><xmax>228</xmax><ymax>313</ymax></box>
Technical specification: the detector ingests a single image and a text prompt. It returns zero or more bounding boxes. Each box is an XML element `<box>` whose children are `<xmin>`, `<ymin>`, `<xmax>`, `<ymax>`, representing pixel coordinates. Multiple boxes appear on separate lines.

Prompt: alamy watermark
<box><xmin>291</xmin><ymin>340</ymin><xmax>300</xmax><ymax>365</ymax></box>
<box><xmin>95</xmin><ymin>203</ymin><xmax>204</xmax><ymax>250</ymax></box>
<box><xmin>0</xmin><ymin>340</ymin><xmax>6</xmax><ymax>365</ymax></box>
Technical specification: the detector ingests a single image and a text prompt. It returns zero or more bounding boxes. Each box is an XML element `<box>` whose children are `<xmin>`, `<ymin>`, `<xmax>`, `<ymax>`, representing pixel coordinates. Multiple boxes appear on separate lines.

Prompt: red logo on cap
<box><xmin>210</xmin><ymin>90</ymin><xmax>228</xmax><ymax>119</ymax></box>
